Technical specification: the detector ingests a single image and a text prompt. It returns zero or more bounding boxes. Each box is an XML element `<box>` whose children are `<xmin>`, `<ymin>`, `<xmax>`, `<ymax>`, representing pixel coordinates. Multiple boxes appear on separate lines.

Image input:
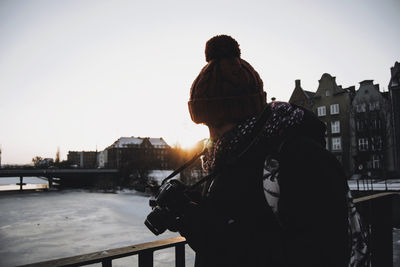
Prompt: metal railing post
<box><xmin>175</xmin><ymin>243</ymin><xmax>185</xmax><ymax>267</ymax></box>
<box><xmin>102</xmin><ymin>259</ymin><xmax>112</xmax><ymax>267</ymax></box>
<box><xmin>370</xmin><ymin>195</ymin><xmax>393</xmax><ymax>267</ymax></box>
<box><xmin>19</xmin><ymin>176</ymin><xmax>23</xmax><ymax>191</ymax></box>
<box><xmin>138</xmin><ymin>250</ymin><xmax>154</xmax><ymax>267</ymax></box>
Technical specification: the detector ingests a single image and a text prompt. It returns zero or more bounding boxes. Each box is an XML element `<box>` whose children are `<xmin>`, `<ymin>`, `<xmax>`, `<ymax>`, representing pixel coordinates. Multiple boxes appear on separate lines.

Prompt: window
<box><xmin>372</xmin><ymin>155</ymin><xmax>381</xmax><ymax>169</ymax></box>
<box><xmin>331</xmin><ymin>121</ymin><xmax>340</xmax><ymax>134</ymax></box>
<box><xmin>332</xmin><ymin>137</ymin><xmax>341</xmax><ymax>151</ymax></box>
<box><xmin>358</xmin><ymin>138</ymin><xmax>369</xmax><ymax>151</ymax></box>
<box><xmin>371</xmin><ymin>119</ymin><xmax>381</xmax><ymax>130</ymax></box>
<box><xmin>326</xmin><ymin>90</ymin><xmax>330</xmax><ymax>97</ymax></box>
<box><xmin>366</xmin><ymin>160</ymin><xmax>373</xmax><ymax>169</ymax></box>
<box><xmin>369</xmin><ymin>101</ymin><xmax>380</xmax><ymax>111</ymax></box>
<box><xmin>330</xmin><ymin>104</ymin><xmax>340</xmax><ymax>114</ymax></box>
<box><xmin>317</xmin><ymin>106</ymin><xmax>326</xmax><ymax>117</ymax></box>
<box><xmin>356</xmin><ymin>120</ymin><xmax>364</xmax><ymax>131</ymax></box>
<box><xmin>371</xmin><ymin>136</ymin><xmax>383</xmax><ymax>151</ymax></box>
<box><xmin>356</xmin><ymin>103</ymin><xmax>366</xmax><ymax>113</ymax></box>
<box><xmin>325</xmin><ymin>137</ymin><xmax>329</xmax><ymax>150</ymax></box>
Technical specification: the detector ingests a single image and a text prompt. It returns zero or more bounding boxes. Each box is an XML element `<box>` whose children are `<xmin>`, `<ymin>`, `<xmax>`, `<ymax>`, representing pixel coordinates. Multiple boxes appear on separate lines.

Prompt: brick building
<box><xmin>100</xmin><ymin>137</ymin><xmax>171</xmax><ymax>170</ymax></box>
<box><xmin>288</xmin><ymin>79</ymin><xmax>315</xmax><ymax>110</ymax></box>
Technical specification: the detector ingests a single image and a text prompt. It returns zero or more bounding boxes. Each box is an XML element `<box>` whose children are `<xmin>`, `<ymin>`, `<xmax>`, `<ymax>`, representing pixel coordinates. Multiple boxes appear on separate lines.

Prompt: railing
<box><xmin>19</xmin><ymin>236</ymin><xmax>187</xmax><ymax>267</ymax></box>
<box><xmin>353</xmin><ymin>192</ymin><xmax>398</xmax><ymax>267</ymax></box>
<box><xmin>20</xmin><ymin>192</ymin><xmax>399</xmax><ymax>267</ymax></box>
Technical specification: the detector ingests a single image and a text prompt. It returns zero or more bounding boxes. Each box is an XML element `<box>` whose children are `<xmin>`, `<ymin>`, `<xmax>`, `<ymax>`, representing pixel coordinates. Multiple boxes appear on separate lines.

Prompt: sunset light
<box><xmin>0</xmin><ymin>0</ymin><xmax>399</xmax><ymax>164</ymax></box>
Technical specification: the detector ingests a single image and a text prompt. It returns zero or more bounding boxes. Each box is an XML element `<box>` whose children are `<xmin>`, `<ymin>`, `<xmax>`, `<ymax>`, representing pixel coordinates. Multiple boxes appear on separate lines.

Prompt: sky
<box><xmin>0</xmin><ymin>0</ymin><xmax>399</xmax><ymax>164</ymax></box>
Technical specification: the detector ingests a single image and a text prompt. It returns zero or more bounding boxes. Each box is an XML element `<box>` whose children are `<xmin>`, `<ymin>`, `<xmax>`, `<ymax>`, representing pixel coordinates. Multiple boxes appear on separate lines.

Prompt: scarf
<box><xmin>202</xmin><ymin>102</ymin><xmax>305</xmax><ymax>174</ymax></box>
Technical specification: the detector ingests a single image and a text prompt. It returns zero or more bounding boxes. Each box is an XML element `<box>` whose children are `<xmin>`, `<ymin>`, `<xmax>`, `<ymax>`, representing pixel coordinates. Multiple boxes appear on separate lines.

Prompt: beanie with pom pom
<box><xmin>188</xmin><ymin>35</ymin><xmax>266</xmax><ymax>125</ymax></box>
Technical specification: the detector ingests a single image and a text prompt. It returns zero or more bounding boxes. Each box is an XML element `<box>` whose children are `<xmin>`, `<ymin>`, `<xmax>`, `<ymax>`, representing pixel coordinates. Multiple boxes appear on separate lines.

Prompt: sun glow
<box><xmin>165</xmin><ymin>123</ymin><xmax>209</xmax><ymax>150</ymax></box>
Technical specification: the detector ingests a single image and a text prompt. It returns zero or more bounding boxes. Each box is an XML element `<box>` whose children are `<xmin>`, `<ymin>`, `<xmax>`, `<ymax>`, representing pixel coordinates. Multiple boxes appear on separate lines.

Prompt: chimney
<box><xmin>295</xmin><ymin>79</ymin><xmax>301</xmax><ymax>88</ymax></box>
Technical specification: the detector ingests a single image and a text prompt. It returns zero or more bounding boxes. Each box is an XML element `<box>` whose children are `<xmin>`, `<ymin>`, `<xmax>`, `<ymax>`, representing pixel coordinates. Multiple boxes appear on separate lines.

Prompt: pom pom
<box><xmin>205</xmin><ymin>35</ymin><xmax>241</xmax><ymax>62</ymax></box>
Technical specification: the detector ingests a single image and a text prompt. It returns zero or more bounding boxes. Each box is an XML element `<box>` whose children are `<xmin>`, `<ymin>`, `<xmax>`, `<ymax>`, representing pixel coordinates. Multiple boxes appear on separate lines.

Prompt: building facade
<box><xmin>67</xmin><ymin>151</ymin><xmax>98</xmax><ymax>168</ymax></box>
<box><xmin>289</xmin><ymin>73</ymin><xmax>354</xmax><ymax>176</ymax></box>
<box><xmin>389</xmin><ymin>61</ymin><xmax>400</xmax><ymax>174</ymax></box>
<box><xmin>102</xmin><ymin>137</ymin><xmax>171</xmax><ymax>170</ymax></box>
<box><xmin>313</xmin><ymin>74</ymin><xmax>353</xmax><ymax>176</ymax></box>
<box><xmin>350</xmin><ymin>80</ymin><xmax>395</xmax><ymax>178</ymax></box>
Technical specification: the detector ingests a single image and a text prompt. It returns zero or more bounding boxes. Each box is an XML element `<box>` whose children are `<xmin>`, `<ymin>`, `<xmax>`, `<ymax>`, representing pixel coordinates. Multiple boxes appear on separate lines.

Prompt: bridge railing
<box><xmin>20</xmin><ymin>192</ymin><xmax>398</xmax><ymax>267</ymax></box>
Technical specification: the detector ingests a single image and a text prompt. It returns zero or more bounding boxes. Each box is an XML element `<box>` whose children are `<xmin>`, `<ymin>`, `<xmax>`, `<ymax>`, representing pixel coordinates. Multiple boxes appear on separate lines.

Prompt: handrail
<box><xmin>18</xmin><ymin>236</ymin><xmax>187</xmax><ymax>267</ymax></box>
<box><xmin>353</xmin><ymin>191</ymin><xmax>399</xmax><ymax>203</ymax></box>
<box><xmin>354</xmin><ymin>192</ymin><xmax>397</xmax><ymax>267</ymax></box>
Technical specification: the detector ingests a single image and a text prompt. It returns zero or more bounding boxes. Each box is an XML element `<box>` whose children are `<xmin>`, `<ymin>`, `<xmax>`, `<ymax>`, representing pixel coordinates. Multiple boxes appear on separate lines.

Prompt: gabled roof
<box><xmin>315</xmin><ymin>73</ymin><xmax>349</xmax><ymax>97</ymax></box>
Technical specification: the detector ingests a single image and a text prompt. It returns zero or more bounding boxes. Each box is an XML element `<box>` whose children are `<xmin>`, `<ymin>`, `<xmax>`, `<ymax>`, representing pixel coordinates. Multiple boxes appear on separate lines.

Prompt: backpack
<box><xmin>346</xmin><ymin>189</ymin><xmax>370</xmax><ymax>267</ymax></box>
<box><xmin>262</xmin><ymin>145</ymin><xmax>370</xmax><ymax>267</ymax></box>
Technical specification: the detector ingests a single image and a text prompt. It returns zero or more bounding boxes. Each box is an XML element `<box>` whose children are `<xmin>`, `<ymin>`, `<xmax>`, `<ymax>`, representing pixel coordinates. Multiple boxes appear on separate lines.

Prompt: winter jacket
<box><xmin>177</xmin><ymin>102</ymin><xmax>350</xmax><ymax>267</ymax></box>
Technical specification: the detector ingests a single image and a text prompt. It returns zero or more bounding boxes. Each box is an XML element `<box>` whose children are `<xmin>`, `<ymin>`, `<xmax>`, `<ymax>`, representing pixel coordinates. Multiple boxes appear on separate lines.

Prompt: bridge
<box><xmin>0</xmin><ymin>169</ymin><xmax>120</xmax><ymax>190</ymax></box>
<box><xmin>0</xmin><ymin>169</ymin><xmax>119</xmax><ymax>178</ymax></box>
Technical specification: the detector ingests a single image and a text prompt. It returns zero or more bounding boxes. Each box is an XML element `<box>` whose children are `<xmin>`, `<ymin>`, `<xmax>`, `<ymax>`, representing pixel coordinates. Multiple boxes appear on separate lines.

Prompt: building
<box><xmin>288</xmin><ymin>79</ymin><xmax>315</xmax><ymax>110</ymax></box>
<box><xmin>289</xmin><ymin>73</ymin><xmax>354</xmax><ymax>176</ymax></box>
<box><xmin>67</xmin><ymin>151</ymin><xmax>98</xmax><ymax>168</ymax></box>
<box><xmin>350</xmin><ymin>80</ymin><xmax>395</xmax><ymax>178</ymax></box>
<box><xmin>314</xmin><ymin>74</ymin><xmax>353</xmax><ymax>176</ymax></box>
<box><xmin>101</xmin><ymin>137</ymin><xmax>171</xmax><ymax>169</ymax></box>
<box><xmin>37</xmin><ymin>158</ymin><xmax>54</xmax><ymax>167</ymax></box>
<box><xmin>389</xmin><ymin>61</ymin><xmax>400</xmax><ymax>174</ymax></box>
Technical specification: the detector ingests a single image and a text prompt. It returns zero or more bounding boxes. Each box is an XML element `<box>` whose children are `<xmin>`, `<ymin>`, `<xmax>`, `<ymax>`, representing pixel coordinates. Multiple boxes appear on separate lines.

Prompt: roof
<box><xmin>110</xmin><ymin>137</ymin><xmax>169</xmax><ymax>148</ymax></box>
<box><xmin>111</xmin><ymin>137</ymin><xmax>143</xmax><ymax>148</ymax></box>
<box><xmin>303</xmin><ymin>90</ymin><xmax>315</xmax><ymax>99</ymax></box>
<box><xmin>148</xmin><ymin>138</ymin><xmax>169</xmax><ymax>148</ymax></box>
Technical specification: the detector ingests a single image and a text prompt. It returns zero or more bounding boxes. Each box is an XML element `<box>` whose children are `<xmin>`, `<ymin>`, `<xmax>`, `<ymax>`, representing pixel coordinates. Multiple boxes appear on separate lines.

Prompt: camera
<box><xmin>145</xmin><ymin>179</ymin><xmax>191</xmax><ymax>235</ymax></box>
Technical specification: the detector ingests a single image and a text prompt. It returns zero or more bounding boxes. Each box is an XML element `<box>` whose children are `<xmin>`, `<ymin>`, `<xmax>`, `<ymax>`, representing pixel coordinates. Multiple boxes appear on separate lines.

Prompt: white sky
<box><xmin>0</xmin><ymin>0</ymin><xmax>399</xmax><ymax>164</ymax></box>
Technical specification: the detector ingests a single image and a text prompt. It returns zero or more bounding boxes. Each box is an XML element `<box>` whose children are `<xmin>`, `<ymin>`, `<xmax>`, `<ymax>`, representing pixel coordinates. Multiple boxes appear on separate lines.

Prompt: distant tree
<box><xmin>32</xmin><ymin>156</ymin><xmax>43</xmax><ymax>167</ymax></box>
<box><xmin>55</xmin><ymin>147</ymin><xmax>60</xmax><ymax>164</ymax></box>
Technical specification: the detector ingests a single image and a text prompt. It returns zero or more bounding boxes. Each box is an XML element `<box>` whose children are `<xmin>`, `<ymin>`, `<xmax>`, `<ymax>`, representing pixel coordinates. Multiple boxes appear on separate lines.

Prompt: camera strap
<box><xmin>160</xmin><ymin>150</ymin><xmax>205</xmax><ymax>185</ymax></box>
<box><xmin>161</xmin><ymin>104</ymin><xmax>273</xmax><ymax>191</ymax></box>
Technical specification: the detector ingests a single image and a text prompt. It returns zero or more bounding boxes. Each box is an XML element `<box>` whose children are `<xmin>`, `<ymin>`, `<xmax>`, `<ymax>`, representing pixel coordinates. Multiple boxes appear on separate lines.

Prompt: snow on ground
<box><xmin>348</xmin><ymin>179</ymin><xmax>400</xmax><ymax>191</ymax></box>
<box><xmin>0</xmin><ymin>189</ymin><xmax>194</xmax><ymax>267</ymax></box>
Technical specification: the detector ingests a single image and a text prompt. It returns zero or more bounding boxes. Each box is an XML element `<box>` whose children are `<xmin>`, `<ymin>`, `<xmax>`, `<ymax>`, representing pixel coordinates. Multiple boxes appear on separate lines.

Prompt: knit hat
<box><xmin>188</xmin><ymin>35</ymin><xmax>266</xmax><ymax>125</ymax></box>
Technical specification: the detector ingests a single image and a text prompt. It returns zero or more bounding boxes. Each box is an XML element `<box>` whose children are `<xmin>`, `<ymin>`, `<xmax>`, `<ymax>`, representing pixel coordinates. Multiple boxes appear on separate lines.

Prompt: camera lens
<box><xmin>144</xmin><ymin>206</ymin><xmax>168</xmax><ymax>235</ymax></box>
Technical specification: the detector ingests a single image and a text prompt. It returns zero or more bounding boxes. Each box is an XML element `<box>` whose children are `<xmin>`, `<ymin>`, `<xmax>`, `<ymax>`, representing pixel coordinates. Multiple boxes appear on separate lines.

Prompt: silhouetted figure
<box><xmin>158</xmin><ymin>35</ymin><xmax>351</xmax><ymax>267</ymax></box>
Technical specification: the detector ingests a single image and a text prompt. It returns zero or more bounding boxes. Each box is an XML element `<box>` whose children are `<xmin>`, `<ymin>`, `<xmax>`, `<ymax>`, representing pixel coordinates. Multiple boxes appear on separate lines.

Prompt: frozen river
<box><xmin>0</xmin><ymin>177</ymin><xmax>399</xmax><ymax>266</ymax></box>
<box><xmin>0</xmin><ymin>188</ymin><xmax>195</xmax><ymax>267</ymax></box>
